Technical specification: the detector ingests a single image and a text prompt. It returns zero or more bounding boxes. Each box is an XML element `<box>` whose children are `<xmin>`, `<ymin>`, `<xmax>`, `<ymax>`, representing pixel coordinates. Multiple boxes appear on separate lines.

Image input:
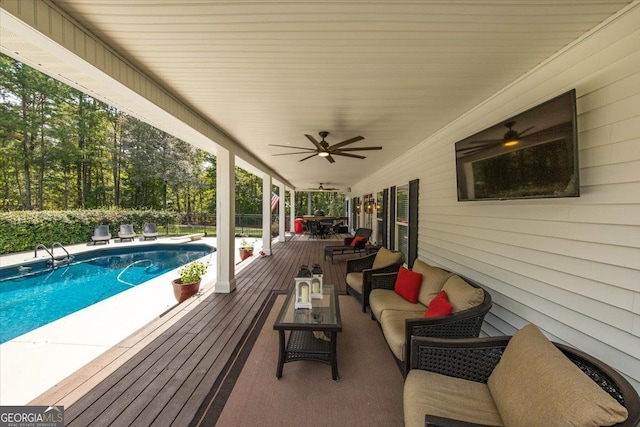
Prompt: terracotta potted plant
<box><xmin>172</xmin><ymin>260</ymin><xmax>208</xmax><ymax>303</ymax></box>
<box><xmin>239</xmin><ymin>238</ymin><xmax>254</xmax><ymax>261</ymax></box>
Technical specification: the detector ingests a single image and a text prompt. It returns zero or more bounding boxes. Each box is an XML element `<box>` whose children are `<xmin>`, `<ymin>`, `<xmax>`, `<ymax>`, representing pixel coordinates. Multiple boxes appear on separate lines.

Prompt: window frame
<box><xmin>392</xmin><ymin>179</ymin><xmax>418</xmax><ymax>267</ymax></box>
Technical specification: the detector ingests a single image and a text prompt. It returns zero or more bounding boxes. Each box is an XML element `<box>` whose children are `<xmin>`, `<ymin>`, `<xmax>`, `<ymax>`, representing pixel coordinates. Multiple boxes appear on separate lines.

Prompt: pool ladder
<box><xmin>34</xmin><ymin>242</ymin><xmax>73</xmax><ymax>266</ymax></box>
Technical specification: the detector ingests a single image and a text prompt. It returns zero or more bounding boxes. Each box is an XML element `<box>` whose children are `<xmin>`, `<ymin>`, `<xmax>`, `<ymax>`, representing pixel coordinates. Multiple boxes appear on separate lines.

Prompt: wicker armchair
<box><xmin>371</xmin><ymin>271</ymin><xmax>492</xmax><ymax>376</ymax></box>
<box><xmin>408</xmin><ymin>335</ymin><xmax>640</xmax><ymax>427</ymax></box>
<box><xmin>345</xmin><ymin>248</ymin><xmax>405</xmax><ymax>312</ymax></box>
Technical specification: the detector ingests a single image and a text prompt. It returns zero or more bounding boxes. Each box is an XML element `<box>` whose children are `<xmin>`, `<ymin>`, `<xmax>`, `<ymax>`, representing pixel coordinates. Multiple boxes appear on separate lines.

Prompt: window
<box><xmin>376</xmin><ymin>191</ymin><xmax>385</xmax><ymax>245</ymax></box>
<box><xmin>363</xmin><ymin>193</ymin><xmax>374</xmax><ymax>229</ymax></box>
<box><xmin>351</xmin><ymin>197</ymin><xmax>360</xmax><ymax>232</ymax></box>
<box><xmin>395</xmin><ymin>184</ymin><xmax>409</xmax><ymax>260</ymax></box>
<box><xmin>395</xmin><ymin>180</ymin><xmax>419</xmax><ymax>267</ymax></box>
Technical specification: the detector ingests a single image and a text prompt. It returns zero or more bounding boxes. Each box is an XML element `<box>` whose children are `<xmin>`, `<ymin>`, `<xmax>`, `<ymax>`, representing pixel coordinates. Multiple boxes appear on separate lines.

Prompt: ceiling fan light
<box><xmin>503</xmin><ymin>127</ymin><xmax>519</xmax><ymax>146</ymax></box>
<box><xmin>318</xmin><ymin>151</ymin><xmax>329</xmax><ymax>157</ymax></box>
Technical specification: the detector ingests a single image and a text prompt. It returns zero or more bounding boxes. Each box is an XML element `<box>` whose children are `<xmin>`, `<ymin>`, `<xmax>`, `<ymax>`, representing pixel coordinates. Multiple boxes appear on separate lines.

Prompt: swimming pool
<box><xmin>0</xmin><ymin>243</ymin><xmax>215</xmax><ymax>344</ymax></box>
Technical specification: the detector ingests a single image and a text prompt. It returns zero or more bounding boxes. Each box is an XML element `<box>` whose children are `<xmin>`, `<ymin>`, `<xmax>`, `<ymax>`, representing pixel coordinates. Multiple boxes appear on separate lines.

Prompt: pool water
<box><xmin>0</xmin><ymin>244</ymin><xmax>214</xmax><ymax>344</ymax></box>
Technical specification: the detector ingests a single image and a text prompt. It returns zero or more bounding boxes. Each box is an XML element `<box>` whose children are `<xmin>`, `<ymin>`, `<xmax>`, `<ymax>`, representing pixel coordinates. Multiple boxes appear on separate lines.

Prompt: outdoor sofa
<box><xmin>404</xmin><ymin>324</ymin><xmax>640</xmax><ymax>427</ymax></box>
<box><xmin>369</xmin><ymin>259</ymin><xmax>492</xmax><ymax>375</ymax></box>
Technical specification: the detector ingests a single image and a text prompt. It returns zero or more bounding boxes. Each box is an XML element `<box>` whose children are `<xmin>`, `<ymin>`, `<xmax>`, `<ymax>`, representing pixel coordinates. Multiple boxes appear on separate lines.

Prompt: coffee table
<box><xmin>273</xmin><ymin>284</ymin><xmax>342</xmax><ymax>380</ymax></box>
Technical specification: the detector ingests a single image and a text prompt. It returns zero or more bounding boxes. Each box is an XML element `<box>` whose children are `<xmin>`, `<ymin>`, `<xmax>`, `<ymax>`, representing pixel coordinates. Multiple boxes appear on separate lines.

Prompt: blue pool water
<box><xmin>0</xmin><ymin>244</ymin><xmax>215</xmax><ymax>344</ymax></box>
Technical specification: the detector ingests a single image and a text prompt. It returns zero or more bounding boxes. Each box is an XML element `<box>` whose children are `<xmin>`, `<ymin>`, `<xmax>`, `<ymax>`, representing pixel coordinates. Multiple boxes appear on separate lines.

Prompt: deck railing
<box><xmin>162</xmin><ymin>213</ymin><xmax>290</xmax><ymax>237</ymax></box>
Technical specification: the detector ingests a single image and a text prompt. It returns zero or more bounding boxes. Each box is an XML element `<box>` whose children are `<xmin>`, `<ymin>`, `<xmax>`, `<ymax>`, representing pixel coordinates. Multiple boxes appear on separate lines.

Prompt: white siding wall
<box><xmin>351</xmin><ymin>5</ymin><xmax>640</xmax><ymax>390</ymax></box>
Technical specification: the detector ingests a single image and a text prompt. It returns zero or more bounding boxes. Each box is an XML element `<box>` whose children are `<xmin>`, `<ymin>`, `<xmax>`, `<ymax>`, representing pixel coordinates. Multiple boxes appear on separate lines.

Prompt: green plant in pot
<box><xmin>172</xmin><ymin>260</ymin><xmax>208</xmax><ymax>303</ymax></box>
<box><xmin>239</xmin><ymin>238</ymin><xmax>255</xmax><ymax>261</ymax></box>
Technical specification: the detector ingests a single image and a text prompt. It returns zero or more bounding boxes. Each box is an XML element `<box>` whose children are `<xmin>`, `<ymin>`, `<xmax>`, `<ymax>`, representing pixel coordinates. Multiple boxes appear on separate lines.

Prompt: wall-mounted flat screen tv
<box><xmin>455</xmin><ymin>89</ymin><xmax>579</xmax><ymax>201</ymax></box>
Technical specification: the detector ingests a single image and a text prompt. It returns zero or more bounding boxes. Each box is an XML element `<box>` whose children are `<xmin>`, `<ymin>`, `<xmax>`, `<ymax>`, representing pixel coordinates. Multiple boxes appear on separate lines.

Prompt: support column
<box><xmin>347</xmin><ymin>196</ymin><xmax>352</xmax><ymax>231</ymax></box>
<box><xmin>215</xmin><ymin>149</ymin><xmax>236</xmax><ymax>293</ymax></box>
<box><xmin>307</xmin><ymin>192</ymin><xmax>312</xmax><ymax>215</ymax></box>
<box><xmin>278</xmin><ymin>185</ymin><xmax>286</xmax><ymax>242</ymax></box>
<box><xmin>262</xmin><ymin>175</ymin><xmax>273</xmax><ymax>256</ymax></box>
<box><xmin>289</xmin><ymin>189</ymin><xmax>295</xmax><ymax>234</ymax></box>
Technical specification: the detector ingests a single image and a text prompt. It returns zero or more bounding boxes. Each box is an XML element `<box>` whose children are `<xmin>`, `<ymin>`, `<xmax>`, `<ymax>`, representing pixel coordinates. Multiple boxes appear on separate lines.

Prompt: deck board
<box><xmin>65</xmin><ymin>238</ymin><xmax>361</xmax><ymax>426</ymax></box>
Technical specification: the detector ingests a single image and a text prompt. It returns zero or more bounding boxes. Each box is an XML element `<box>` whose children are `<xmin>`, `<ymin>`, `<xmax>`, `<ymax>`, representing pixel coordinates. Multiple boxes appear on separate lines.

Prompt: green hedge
<box><xmin>0</xmin><ymin>209</ymin><xmax>179</xmax><ymax>255</ymax></box>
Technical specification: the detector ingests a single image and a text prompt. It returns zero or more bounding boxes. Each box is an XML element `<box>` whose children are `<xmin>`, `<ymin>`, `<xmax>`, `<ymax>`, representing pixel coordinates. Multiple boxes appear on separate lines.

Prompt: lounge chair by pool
<box><xmin>91</xmin><ymin>225</ymin><xmax>112</xmax><ymax>245</ymax></box>
<box><xmin>118</xmin><ymin>224</ymin><xmax>136</xmax><ymax>242</ymax></box>
<box><xmin>143</xmin><ymin>223</ymin><xmax>159</xmax><ymax>240</ymax></box>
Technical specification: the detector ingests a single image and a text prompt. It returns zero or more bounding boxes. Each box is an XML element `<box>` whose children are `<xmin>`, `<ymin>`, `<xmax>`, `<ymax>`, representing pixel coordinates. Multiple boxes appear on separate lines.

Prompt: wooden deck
<box><xmin>62</xmin><ymin>237</ymin><xmax>357</xmax><ymax>426</ymax></box>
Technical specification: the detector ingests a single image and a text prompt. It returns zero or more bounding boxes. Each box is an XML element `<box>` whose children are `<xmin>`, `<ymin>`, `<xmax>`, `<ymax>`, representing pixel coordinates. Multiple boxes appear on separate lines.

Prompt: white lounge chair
<box><xmin>91</xmin><ymin>225</ymin><xmax>112</xmax><ymax>245</ymax></box>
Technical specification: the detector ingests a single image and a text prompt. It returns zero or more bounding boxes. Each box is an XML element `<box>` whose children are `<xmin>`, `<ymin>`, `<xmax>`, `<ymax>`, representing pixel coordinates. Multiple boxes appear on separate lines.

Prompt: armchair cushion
<box><xmin>423</xmin><ymin>290</ymin><xmax>453</xmax><ymax>318</ymax></box>
<box><xmin>404</xmin><ymin>369</ymin><xmax>503</xmax><ymax>427</ymax></box>
<box><xmin>412</xmin><ymin>260</ymin><xmax>453</xmax><ymax>307</ymax></box>
<box><xmin>394</xmin><ymin>266</ymin><xmax>422</xmax><ymax>303</ymax></box>
<box><xmin>488</xmin><ymin>324</ymin><xmax>628</xmax><ymax>427</ymax></box>
<box><xmin>380</xmin><ymin>309</ymin><xmax>425</xmax><ymax>361</ymax></box>
<box><xmin>442</xmin><ymin>275</ymin><xmax>484</xmax><ymax>313</ymax></box>
<box><xmin>372</xmin><ymin>247</ymin><xmax>403</xmax><ymax>269</ymax></box>
<box><xmin>370</xmin><ymin>289</ymin><xmax>424</xmax><ymax>321</ymax></box>
<box><xmin>345</xmin><ymin>272</ymin><xmax>364</xmax><ymax>294</ymax></box>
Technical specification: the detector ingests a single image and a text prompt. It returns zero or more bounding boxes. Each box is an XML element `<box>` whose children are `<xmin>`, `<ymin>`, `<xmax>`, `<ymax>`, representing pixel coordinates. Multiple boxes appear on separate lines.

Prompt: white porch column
<box><xmin>215</xmin><ymin>149</ymin><xmax>236</xmax><ymax>293</ymax></box>
<box><xmin>278</xmin><ymin>186</ymin><xmax>286</xmax><ymax>242</ymax></box>
<box><xmin>289</xmin><ymin>189</ymin><xmax>295</xmax><ymax>233</ymax></box>
<box><xmin>262</xmin><ymin>175</ymin><xmax>273</xmax><ymax>256</ymax></box>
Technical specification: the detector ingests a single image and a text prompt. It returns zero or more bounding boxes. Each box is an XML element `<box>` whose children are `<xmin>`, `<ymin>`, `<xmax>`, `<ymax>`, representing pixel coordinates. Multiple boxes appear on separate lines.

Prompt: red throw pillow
<box><xmin>394</xmin><ymin>266</ymin><xmax>422</xmax><ymax>303</ymax></box>
<box><xmin>349</xmin><ymin>235</ymin><xmax>367</xmax><ymax>248</ymax></box>
<box><xmin>424</xmin><ymin>290</ymin><xmax>453</xmax><ymax>318</ymax></box>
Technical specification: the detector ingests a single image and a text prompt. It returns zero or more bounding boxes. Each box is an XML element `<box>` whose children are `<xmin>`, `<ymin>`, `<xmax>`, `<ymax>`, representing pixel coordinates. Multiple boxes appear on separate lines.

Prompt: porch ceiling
<box><xmin>2</xmin><ymin>1</ymin><xmax>633</xmax><ymax>190</ymax></box>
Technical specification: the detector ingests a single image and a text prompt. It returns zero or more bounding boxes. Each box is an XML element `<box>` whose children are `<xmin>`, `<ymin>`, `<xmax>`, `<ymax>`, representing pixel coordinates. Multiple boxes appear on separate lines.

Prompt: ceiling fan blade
<box><xmin>326</xmin><ymin>154</ymin><xmax>336</xmax><ymax>163</ymax></box>
<box><xmin>273</xmin><ymin>151</ymin><xmax>320</xmax><ymax>156</ymax></box>
<box><xmin>464</xmin><ymin>139</ymin><xmax>502</xmax><ymax>146</ymax></box>
<box><xmin>457</xmin><ymin>142</ymin><xmax>503</xmax><ymax>152</ymax></box>
<box><xmin>514</xmin><ymin>123</ymin><xmax>572</xmax><ymax>142</ymax></box>
<box><xmin>269</xmin><ymin>144</ymin><xmax>316</xmax><ymax>151</ymax></box>
<box><xmin>457</xmin><ymin>147</ymin><xmax>485</xmax><ymax>157</ymax></box>
<box><xmin>331</xmin><ymin>152</ymin><xmax>366</xmax><ymax>159</ymax></box>
<box><xmin>305</xmin><ymin>134</ymin><xmax>323</xmax><ymax>151</ymax></box>
<box><xmin>328</xmin><ymin>136</ymin><xmax>364</xmax><ymax>150</ymax></box>
<box><xmin>517</xmin><ymin>126</ymin><xmax>535</xmax><ymax>138</ymax></box>
<box><xmin>299</xmin><ymin>153</ymin><xmax>318</xmax><ymax>162</ymax></box>
<box><xmin>333</xmin><ymin>146</ymin><xmax>382</xmax><ymax>152</ymax></box>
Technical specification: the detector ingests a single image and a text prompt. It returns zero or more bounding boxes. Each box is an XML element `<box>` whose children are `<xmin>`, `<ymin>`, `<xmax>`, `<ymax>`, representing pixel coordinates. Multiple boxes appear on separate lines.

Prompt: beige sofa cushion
<box><xmin>372</xmin><ymin>247</ymin><xmax>403</xmax><ymax>269</ymax></box>
<box><xmin>345</xmin><ymin>272</ymin><xmax>363</xmax><ymax>294</ymax></box>
<box><xmin>488</xmin><ymin>324</ymin><xmax>629</xmax><ymax>427</ymax></box>
<box><xmin>441</xmin><ymin>275</ymin><xmax>484</xmax><ymax>312</ymax></box>
<box><xmin>404</xmin><ymin>369</ymin><xmax>503</xmax><ymax>427</ymax></box>
<box><xmin>379</xmin><ymin>309</ymin><xmax>424</xmax><ymax>361</ymax></box>
<box><xmin>412</xmin><ymin>260</ymin><xmax>453</xmax><ymax>307</ymax></box>
<box><xmin>369</xmin><ymin>289</ymin><xmax>426</xmax><ymax>321</ymax></box>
